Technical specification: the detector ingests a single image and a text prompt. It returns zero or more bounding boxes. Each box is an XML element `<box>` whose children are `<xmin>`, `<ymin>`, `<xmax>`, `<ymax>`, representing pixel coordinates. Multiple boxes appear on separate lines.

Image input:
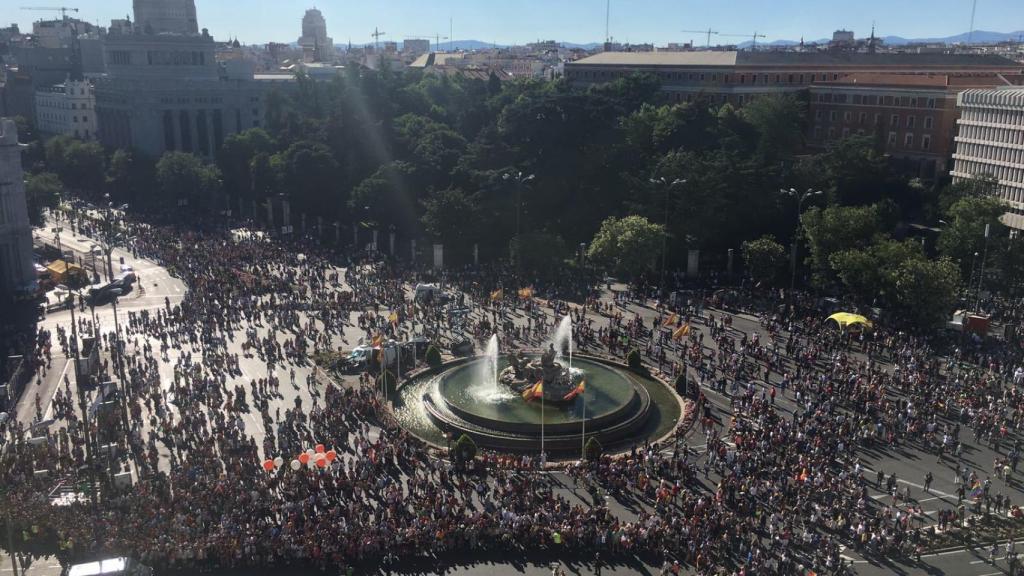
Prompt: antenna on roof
<box><xmin>605</xmin><ymin>0</ymin><xmax>611</xmax><ymax>44</ymax></box>
<box><xmin>968</xmin><ymin>0</ymin><xmax>978</xmax><ymax>44</ymax></box>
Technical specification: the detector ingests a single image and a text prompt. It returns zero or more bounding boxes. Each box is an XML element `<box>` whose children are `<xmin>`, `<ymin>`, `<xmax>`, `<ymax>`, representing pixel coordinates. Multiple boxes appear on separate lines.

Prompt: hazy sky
<box><xmin>6</xmin><ymin>0</ymin><xmax>1024</xmax><ymax>46</ymax></box>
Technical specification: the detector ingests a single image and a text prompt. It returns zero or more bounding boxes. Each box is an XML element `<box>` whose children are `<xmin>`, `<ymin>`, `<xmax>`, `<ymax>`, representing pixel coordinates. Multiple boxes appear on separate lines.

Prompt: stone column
<box><xmin>173</xmin><ymin>109</ymin><xmax>184</xmax><ymax>151</ymax></box>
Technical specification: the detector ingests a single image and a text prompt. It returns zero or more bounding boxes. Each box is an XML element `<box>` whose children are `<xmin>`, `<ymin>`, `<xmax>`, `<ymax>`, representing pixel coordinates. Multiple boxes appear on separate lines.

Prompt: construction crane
<box><xmin>406</xmin><ymin>34</ymin><xmax>448</xmax><ymax>52</ymax></box>
<box><xmin>20</xmin><ymin>6</ymin><xmax>79</xmax><ymax>21</ymax></box>
<box><xmin>371</xmin><ymin>27</ymin><xmax>386</xmax><ymax>51</ymax></box>
<box><xmin>719</xmin><ymin>31</ymin><xmax>767</xmax><ymax>51</ymax></box>
<box><xmin>681</xmin><ymin>28</ymin><xmax>719</xmax><ymax>48</ymax></box>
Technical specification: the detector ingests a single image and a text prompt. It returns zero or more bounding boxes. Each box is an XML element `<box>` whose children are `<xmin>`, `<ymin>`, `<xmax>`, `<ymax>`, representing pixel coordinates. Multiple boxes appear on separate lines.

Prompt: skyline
<box><xmin>5</xmin><ymin>0</ymin><xmax>1024</xmax><ymax>47</ymax></box>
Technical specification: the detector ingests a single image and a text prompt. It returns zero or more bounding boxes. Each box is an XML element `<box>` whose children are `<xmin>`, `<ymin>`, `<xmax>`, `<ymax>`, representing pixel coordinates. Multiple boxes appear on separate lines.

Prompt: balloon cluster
<box><xmin>261</xmin><ymin>444</ymin><xmax>337</xmax><ymax>473</ymax></box>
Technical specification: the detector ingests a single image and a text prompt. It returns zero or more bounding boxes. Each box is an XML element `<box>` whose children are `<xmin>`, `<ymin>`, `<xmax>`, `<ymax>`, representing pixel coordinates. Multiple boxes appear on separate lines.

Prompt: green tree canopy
<box><xmin>802</xmin><ymin>202</ymin><xmax>891</xmax><ymax>286</ymax></box>
<box><xmin>155</xmin><ymin>152</ymin><xmax>222</xmax><ymax>210</ymax></box>
<box><xmin>741</xmin><ymin>235</ymin><xmax>786</xmax><ymax>287</ymax></box>
<box><xmin>24</xmin><ymin>172</ymin><xmax>63</xmax><ymax>226</ymax></box>
<box><xmin>587</xmin><ymin>215</ymin><xmax>665</xmax><ymax>279</ymax></box>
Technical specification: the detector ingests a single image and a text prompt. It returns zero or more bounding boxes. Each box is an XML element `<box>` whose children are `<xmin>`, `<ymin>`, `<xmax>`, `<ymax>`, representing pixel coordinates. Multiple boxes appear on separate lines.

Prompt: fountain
<box><xmin>391</xmin><ymin>314</ymin><xmax>682</xmax><ymax>456</ymax></box>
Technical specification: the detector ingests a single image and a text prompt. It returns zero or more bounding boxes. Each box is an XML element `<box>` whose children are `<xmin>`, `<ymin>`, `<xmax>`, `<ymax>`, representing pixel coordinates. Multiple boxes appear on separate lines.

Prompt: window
<box><xmin>924</xmin><ymin>116</ymin><xmax>934</xmax><ymax>129</ymax></box>
<box><xmin>827</xmin><ymin>127</ymin><xmax>836</xmax><ymax>139</ymax></box>
<box><xmin>813</xmin><ymin>127</ymin><xmax>821</xmax><ymax>139</ymax></box>
<box><xmin>888</xmin><ymin>131</ymin><xmax>897</xmax><ymax>144</ymax></box>
<box><xmin>829</xmin><ymin>111</ymin><xmax>837</xmax><ymax>122</ymax></box>
<box><xmin>842</xmin><ymin>127</ymin><xmax>850</xmax><ymax>138</ymax></box>
<box><xmin>922</xmin><ymin>135</ymin><xmax>931</xmax><ymax>150</ymax></box>
<box><xmin>858</xmin><ymin>112</ymin><xmax>867</xmax><ymax>125</ymax></box>
<box><xmin>907</xmin><ymin>116</ymin><xmax>916</xmax><ymax>129</ymax></box>
<box><xmin>927</xmin><ymin>98</ymin><xmax>936</xmax><ymax>108</ymax></box>
<box><xmin>843</xmin><ymin>111</ymin><xmax>852</xmax><ymax>122</ymax></box>
<box><xmin>814</xmin><ymin>110</ymin><xmax>822</xmax><ymax>120</ymax></box>
<box><xmin>890</xmin><ymin>114</ymin><xmax>899</xmax><ymax>127</ymax></box>
<box><xmin>72</xmin><ymin>116</ymin><xmax>78</xmax><ymax>123</ymax></box>
<box><xmin>874</xmin><ymin>113</ymin><xmax>881</xmax><ymax>126</ymax></box>
<box><xmin>904</xmin><ymin>133</ymin><xmax>914</xmax><ymax>147</ymax></box>
<box><xmin>71</xmin><ymin>103</ymin><xmax>76</xmax><ymax>110</ymax></box>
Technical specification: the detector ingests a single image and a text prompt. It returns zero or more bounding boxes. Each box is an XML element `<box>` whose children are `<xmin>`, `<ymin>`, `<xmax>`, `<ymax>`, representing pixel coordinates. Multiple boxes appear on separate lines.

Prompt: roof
<box><xmin>568</xmin><ymin>50</ymin><xmax>1021</xmax><ymax>69</ymax></box>
<box><xmin>570</xmin><ymin>51</ymin><xmax>738</xmax><ymax>67</ymax></box>
<box><xmin>814</xmin><ymin>72</ymin><xmax>1016</xmax><ymax>89</ymax></box>
<box><xmin>958</xmin><ymin>87</ymin><xmax>1024</xmax><ymax>107</ymax></box>
<box><xmin>409</xmin><ymin>52</ymin><xmax>465</xmax><ymax>68</ymax></box>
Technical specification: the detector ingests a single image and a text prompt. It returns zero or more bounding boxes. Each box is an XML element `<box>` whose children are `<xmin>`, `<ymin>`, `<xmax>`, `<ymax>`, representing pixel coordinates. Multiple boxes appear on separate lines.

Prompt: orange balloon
<box><xmin>262</xmin><ymin>459</ymin><xmax>274</xmax><ymax>472</ymax></box>
<box><xmin>325</xmin><ymin>450</ymin><xmax>337</xmax><ymax>462</ymax></box>
<box><xmin>315</xmin><ymin>444</ymin><xmax>326</xmax><ymax>454</ymax></box>
<box><xmin>316</xmin><ymin>457</ymin><xmax>327</xmax><ymax>468</ymax></box>
<box><xmin>298</xmin><ymin>453</ymin><xmax>310</xmax><ymax>465</ymax></box>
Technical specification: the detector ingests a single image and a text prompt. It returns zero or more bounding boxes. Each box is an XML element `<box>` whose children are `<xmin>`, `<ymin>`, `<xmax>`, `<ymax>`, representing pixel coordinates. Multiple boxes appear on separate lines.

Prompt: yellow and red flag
<box><xmin>662</xmin><ymin>313</ymin><xmax>678</xmax><ymax>327</ymax></box>
<box><xmin>518</xmin><ymin>287</ymin><xmax>534</xmax><ymax>299</ymax></box>
<box><xmin>490</xmin><ymin>288</ymin><xmax>504</xmax><ymax>302</ymax></box>
<box><xmin>672</xmin><ymin>323</ymin><xmax>690</xmax><ymax>341</ymax></box>
<box><xmin>388</xmin><ymin>310</ymin><xmax>399</xmax><ymax>327</ymax></box>
<box><xmin>522</xmin><ymin>380</ymin><xmax>543</xmax><ymax>401</ymax></box>
<box><xmin>562</xmin><ymin>380</ymin><xmax>586</xmax><ymax>401</ymax></box>
<box><xmin>372</xmin><ymin>333</ymin><xmax>383</xmax><ymax>347</ymax></box>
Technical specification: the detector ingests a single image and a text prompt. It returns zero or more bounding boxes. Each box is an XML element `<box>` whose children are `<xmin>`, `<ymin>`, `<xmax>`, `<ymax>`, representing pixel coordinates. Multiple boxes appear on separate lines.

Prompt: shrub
<box><xmin>454</xmin><ymin>433</ymin><xmax>477</xmax><ymax>463</ymax></box>
<box><xmin>376</xmin><ymin>369</ymin><xmax>397</xmax><ymax>395</ymax></box>
<box><xmin>425</xmin><ymin>345</ymin><xmax>443</xmax><ymax>369</ymax></box>
<box><xmin>626</xmin><ymin>349</ymin><xmax>642</xmax><ymax>371</ymax></box>
<box><xmin>584</xmin><ymin>437</ymin><xmax>603</xmax><ymax>461</ymax></box>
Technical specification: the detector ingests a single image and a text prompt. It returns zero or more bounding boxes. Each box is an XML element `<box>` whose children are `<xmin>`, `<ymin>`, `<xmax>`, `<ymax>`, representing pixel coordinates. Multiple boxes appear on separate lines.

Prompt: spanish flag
<box><xmin>672</xmin><ymin>323</ymin><xmax>690</xmax><ymax>341</ymax></box>
<box><xmin>522</xmin><ymin>380</ymin><xmax>543</xmax><ymax>401</ymax></box>
<box><xmin>388</xmin><ymin>310</ymin><xmax>399</xmax><ymax>326</ymax></box>
<box><xmin>490</xmin><ymin>288</ymin><xmax>504</xmax><ymax>302</ymax></box>
<box><xmin>518</xmin><ymin>287</ymin><xmax>534</xmax><ymax>299</ymax></box>
<box><xmin>562</xmin><ymin>380</ymin><xmax>586</xmax><ymax>401</ymax></box>
<box><xmin>372</xmin><ymin>334</ymin><xmax>383</xmax><ymax>347</ymax></box>
<box><xmin>662</xmin><ymin>313</ymin><xmax>678</xmax><ymax>327</ymax></box>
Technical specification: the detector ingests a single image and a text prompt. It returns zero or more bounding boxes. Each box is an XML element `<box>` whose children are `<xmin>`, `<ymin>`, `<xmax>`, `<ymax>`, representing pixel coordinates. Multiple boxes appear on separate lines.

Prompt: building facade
<box><xmin>403</xmin><ymin>39</ymin><xmax>430</xmax><ymax>56</ymax></box>
<box><xmin>95</xmin><ymin>1</ymin><xmax>274</xmax><ymax>158</ymax></box>
<box><xmin>0</xmin><ymin>118</ymin><xmax>35</xmax><ymax>299</ymax></box>
<box><xmin>34</xmin><ymin>79</ymin><xmax>97</xmax><ymax>139</ymax></box>
<box><xmin>565</xmin><ymin>51</ymin><xmax>1022</xmax><ymax>106</ymax></box>
<box><xmin>297</xmin><ymin>8</ymin><xmax>333</xmax><ymax>62</ymax></box>
<box><xmin>808</xmin><ymin>73</ymin><xmax>1019</xmax><ymax>177</ymax></box>
<box><xmin>133</xmin><ymin>0</ymin><xmax>199</xmax><ymax>35</ymax></box>
<box><xmin>951</xmin><ymin>87</ymin><xmax>1024</xmax><ymax>229</ymax></box>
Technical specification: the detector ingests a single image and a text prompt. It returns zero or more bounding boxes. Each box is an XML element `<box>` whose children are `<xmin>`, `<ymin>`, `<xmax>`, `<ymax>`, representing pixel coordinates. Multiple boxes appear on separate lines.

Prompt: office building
<box><xmin>404</xmin><ymin>39</ymin><xmax>430</xmax><ymax>56</ymax></box>
<box><xmin>35</xmin><ymin>78</ymin><xmax>97</xmax><ymax>139</ymax></box>
<box><xmin>298</xmin><ymin>8</ymin><xmax>333</xmax><ymax>62</ymax></box>
<box><xmin>951</xmin><ymin>87</ymin><xmax>1024</xmax><ymax>229</ymax></box>
<box><xmin>133</xmin><ymin>0</ymin><xmax>198</xmax><ymax>35</ymax></box>
<box><xmin>0</xmin><ymin>118</ymin><xmax>35</xmax><ymax>299</ymax></box>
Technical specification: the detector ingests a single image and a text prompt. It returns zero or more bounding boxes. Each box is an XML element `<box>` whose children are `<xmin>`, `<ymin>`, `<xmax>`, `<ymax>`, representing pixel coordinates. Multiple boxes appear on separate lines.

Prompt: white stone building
<box><xmin>0</xmin><ymin>118</ymin><xmax>35</xmax><ymax>298</ymax></box>
<box><xmin>952</xmin><ymin>87</ymin><xmax>1024</xmax><ymax>229</ymax></box>
<box><xmin>297</xmin><ymin>8</ymin><xmax>333</xmax><ymax>62</ymax></box>
<box><xmin>34</xmin><ymin>79</ymin><xmax>97</xmax><ymax>140</ymax></box>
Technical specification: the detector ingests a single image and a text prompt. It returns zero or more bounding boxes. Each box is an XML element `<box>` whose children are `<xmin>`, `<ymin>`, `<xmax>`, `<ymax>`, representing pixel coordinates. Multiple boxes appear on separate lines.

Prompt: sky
<box><xmin>6</xmin><ymin>0</ymin><xmax>1024</xmax><ymax>47</ymax></box>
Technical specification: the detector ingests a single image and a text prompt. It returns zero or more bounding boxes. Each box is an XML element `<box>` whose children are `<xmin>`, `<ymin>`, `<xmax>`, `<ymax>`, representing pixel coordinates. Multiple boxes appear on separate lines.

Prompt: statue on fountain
<box><xmin>499</xmin><ymin>344</ymin><xmax>582</xmax><ymax>403</ymax></box>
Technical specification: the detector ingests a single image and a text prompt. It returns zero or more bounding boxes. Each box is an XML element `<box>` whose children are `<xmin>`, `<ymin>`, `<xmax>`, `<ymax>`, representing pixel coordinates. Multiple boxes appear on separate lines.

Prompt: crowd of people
<box><xmin>3</xmin><ymin>210</ymin><xmax>1024</xmax><ymax>576</ymax></box>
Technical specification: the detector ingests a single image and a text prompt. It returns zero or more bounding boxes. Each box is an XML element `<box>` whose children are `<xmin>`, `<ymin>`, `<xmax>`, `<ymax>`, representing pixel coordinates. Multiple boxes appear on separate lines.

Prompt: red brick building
<box><xmin>807</xmin><ymin>73</ymin><xmax>1023</xmax><ymax>177</ymax></box>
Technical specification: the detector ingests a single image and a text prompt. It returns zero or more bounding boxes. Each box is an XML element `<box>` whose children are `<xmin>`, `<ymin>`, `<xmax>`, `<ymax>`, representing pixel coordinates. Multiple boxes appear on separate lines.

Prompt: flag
<box><xmin>388</xmin><ymin>311</ymin><xmax>399</xmax><ymax>326</ymax></box>
<box><xmin>490</xmin><ymin>289</ymin><xmax>504</xmax><ymax>302</ymax></box>
<box><xmin>522</xmin><ymin>380</ymin><xmax>543</xmax><ymax>401</ymax></box>
<box><xmin>969</xmin><ymin>481</ymin><xmax>984</xmax><ymax>499</ymax></box>
<box><xmin>372</xmin><ymin>334</ymin><xmax>383</xmax><ymax>347</ymax></box>
<box><xmin>562</xmin><ymin>380</ymin><xmax>586</xmax><ymax>401</ymax></box>
<box><xmin>518</xmin><ymin>287</ymin><xmax>534</xmax><ymax>299</ymax></box>
<box><xmin>662</xmin><ymin>313</ymin><xmax>678</xmax><ymax>327</ymax></box>
<box><xmin>672</xmin><ymin>323</ymin><xmax>690</xmax><ymax>341</ymax></box>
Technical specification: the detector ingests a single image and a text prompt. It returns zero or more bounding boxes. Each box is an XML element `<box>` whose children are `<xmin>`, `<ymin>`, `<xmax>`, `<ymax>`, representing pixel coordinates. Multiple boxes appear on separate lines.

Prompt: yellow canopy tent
<box><xmin>827</xmin><ymin>312</ymin><xmax>873</xmax><ymax>330</ymax></box>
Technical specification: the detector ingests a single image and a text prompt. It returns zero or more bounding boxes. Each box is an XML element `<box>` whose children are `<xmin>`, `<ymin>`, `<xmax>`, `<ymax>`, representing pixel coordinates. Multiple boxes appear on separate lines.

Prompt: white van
<box><xmin>66</xmin><ymin>557</ymin><xmax>153</xmax><ymax>576</ymax></box>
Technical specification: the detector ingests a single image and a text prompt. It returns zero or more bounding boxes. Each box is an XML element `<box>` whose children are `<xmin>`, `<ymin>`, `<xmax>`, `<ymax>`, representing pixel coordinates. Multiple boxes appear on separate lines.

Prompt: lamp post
<box><xmin>503</xmin><ymin>171</ymin><xmax>534</xmax><ymax>280</ymax></box>
<box><xmin>779</xmin><ymin>187</ymin><xmax>823</xmax><ymax>290</ymax></box>
<box><xmin>650</xmin><ymin>177</ymin><xmax>685</xmax><ymax>301</ymax></box>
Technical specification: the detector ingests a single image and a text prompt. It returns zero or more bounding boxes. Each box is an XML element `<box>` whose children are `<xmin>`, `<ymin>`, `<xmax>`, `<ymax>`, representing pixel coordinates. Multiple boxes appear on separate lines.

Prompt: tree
<box><xmin>587</xmin><ymin>215</ymin><xmax>665</xmax><ymax>279</ymax></box>
<box><xmin>421</xmin><ymin>188</ymin><xmax>481</xmax><ymax>258</ymax></box>
<box><xmin>829</xmin><ymin>238</ymin><xmax>924</xmax><ymax>305</ymax></box>
<box><xmin>511</xmin><ymin>231</ymin><xmax>568</xmax><ymax>278</ymax></box>
<box><xmin>892</xmin><ymin>257</ymin><xmax>960</xmax><ymax>329</ymax></box>
<box><xmin>217</xmin><ymin>128</ymin><xmax>276</xmax><ymax>206</ymax></box>
<box><xmin>24</xmin><ymin>172</ymin><xmax>63</xmax><ymax>226</ymax></box>
<box><xmin>106</xmin><ymin>149</ymin><xmax>154</xmax><ymax>206</ymax></box>
<box><xmin>626</xmin><ymin>349</ymin><xmax>642</xmax><ymax>371</ymax></box>
<box><xmin>739</xmin><ymin>94</ymin><xmax>806</xmax><ymax>163</ymax></box>
<box><xmin>584</xmin><ymin>437</ymin><xmax>603</xmax><ymax>461</ymax></box>
<box><xmin>938</xmin><ymin>196</ymin><xmax>1008</xmax><ymax>276</ymax></box>
<box><xmin>155</xmin><ymin>152</ymin><xmax>222</xmax><ymax>210</ymax></box>
<box><xmin>273</xmin><ymin>141</ymin><xmax>341</xmax><ymax>221</ymax></box>
<box><xmin>424</xmin><ymin>345</ymin><xmax>443</xmax><ymax>369</ymax></box>
<box><xmin>741</xmin><ymin>235</ymin><xmax>786</xmax><ymax>286</ymax></box>
<box><xmin>801</xmin><ymin>203</ymin><xmax>890</xmax><ymax>286</ymax></box>
<box><xmin>44</xmin><ymin>136</ymin><xmax>105</xmax><ymax>195</ymax></box>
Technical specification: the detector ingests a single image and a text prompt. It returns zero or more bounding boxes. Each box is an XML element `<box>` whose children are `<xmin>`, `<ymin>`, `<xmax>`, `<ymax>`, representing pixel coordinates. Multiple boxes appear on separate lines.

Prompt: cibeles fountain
<box><xmin>392</xmin><ymin>316</ymin><xmax>682</xmax><ymax>457</ymax></box>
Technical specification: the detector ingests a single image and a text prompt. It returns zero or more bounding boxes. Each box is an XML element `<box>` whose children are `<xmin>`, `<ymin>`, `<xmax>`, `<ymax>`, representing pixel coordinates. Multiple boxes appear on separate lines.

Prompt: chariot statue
<box><xmin>499</xmin><ymin>344</ymin><xmax>582</xmax><ymax>403</ymax></box>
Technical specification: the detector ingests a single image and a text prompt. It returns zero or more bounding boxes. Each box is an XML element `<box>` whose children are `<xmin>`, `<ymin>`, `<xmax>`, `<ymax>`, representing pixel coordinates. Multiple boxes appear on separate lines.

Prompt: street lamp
<box><xmin>503</xmin><ymin>171</ymin><xmax>534</xmax><ymax>279</ymax></box>
<box><xmin>779</xmin><ymin>187</ymin><xmax>823</xmax><ymax>290</ymax></box>
<box><xmin>650</xmin><ymin>177</ymin><xmax>686</xmax><ymax>301</ymax></box>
